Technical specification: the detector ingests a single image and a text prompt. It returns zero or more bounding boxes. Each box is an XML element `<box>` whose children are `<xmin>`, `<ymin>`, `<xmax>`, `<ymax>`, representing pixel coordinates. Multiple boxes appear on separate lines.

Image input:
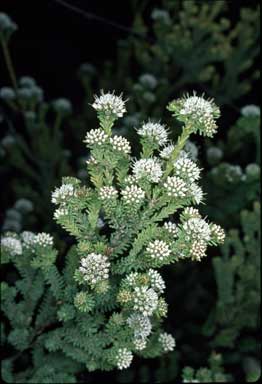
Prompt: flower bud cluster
<box><xmin>116</xmin><ymin>348</ymin><xmax>133</xmax><ymax>370</ymax></box>
<box><xmin>146</xmin><ymin>240</ymin><xmax>171</xmax><ymax>261</ymax></box>
<box><xmin>158</xmin><ymin>332</ymin><xmax>176</xmax><ymax>352</ymax></box>
<box><xmin>51</xmin><ymin>184</ymin><xmax>75</xmax><ymax>205</ymax></box>
<box><xmin>78</xmin><ymin>253</ymin><xmax>110</xmax><ymax>285</ymax></box>
<box><xmin>110</xmin><ymin>135</ymin><xmax>131</xmax><ymax>154</ymax></box>
<box><xmin>121</xmin><ymin>185</ymin><xmax>145</xmax><ymax>205</ymax></box>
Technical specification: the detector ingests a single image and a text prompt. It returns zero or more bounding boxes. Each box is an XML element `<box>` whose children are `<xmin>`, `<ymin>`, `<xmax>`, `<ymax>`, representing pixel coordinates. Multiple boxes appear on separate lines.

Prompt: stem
<box><xmin>1</xmin><ymin>38</ymin><xmax>18</xmax><ymax>91</ymax></box>
<box><xmin>163</xmin><ymin>124</ymin><xmax>193</xmax><ymax>178</ymax></box>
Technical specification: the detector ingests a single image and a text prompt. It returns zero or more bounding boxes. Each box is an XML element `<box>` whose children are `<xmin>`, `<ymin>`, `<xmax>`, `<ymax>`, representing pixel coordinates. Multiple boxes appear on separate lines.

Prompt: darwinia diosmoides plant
<box><xmin>1</xmin><ymin>90</ymin><xmax>225</xmax><ymax>373</ymax></box>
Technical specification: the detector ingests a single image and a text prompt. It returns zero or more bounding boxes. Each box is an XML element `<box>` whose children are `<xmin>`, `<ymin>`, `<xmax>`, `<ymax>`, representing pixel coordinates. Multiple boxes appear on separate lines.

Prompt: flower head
<box><xmin>21</xmin><ymin>231</ymin><xmax>36</xmax><ymax>249</ymax></box>
<box><xmin>146</xmin><ymin>240</ymin><xmax>171</xmax><ymax>261</ymax></box>
<box><xmin>163</xmin><ymin>176</ymin><xmax>188</xmax><ymax>198</ymax></box>
<box><xmin>92</xmin><ymin>90</ymin><xmax>126</xmax><ymax>118</ymax></box>
<box><xmin>110</xmin><ymin>135</ymin><xmax>131</xmax><ymax>154</ymax></box>
<box><xmin>133</xmin><ymin>286</ymin><xmax>158</xmax><ymax>316</ymax></box>
<box><xmin>168</xmin><ymin>92</ymin><xmax>220</xmax><ymax>137</ymax></box>
<box><xmin>137</xmin><ymin>121</ymin><xmax>169</xmax><ymax>146</ymax></box>
<box><xmin>132</xmin><ymin>158</ymin><xmax>163</xmax><ymax>183</ymax></box>
<box><xmin>84</xmin><ymin>129</ymin><xmax>109</xmax><ymax>146</ymax></box>
<box><xmin>78</xmin><ymin>253</ymin><xmax>110</xmax><ymax>285</ymax></box>
<box><xmin>164</xmin><ymin>221</ymin><xmax>178</xmax><ymax>237</ymax></box>
<box><xmin>160</xmin><ymin>143</ymin><xmax>175</xmax><ymax>159</ymax></box>
<box><xmin>173</xmin><ymin>157</ymin><xmax>201</xmax><ymax>183</ymax></box>
<box><xmin>116</xmin><ymin>348</ymin><xmax>133</xmax><ymax>370</ymax></box>
<box><xmin>158</xmin><ymin>332</ymin><xmax>176</xmax><ymax>352</ymax></box>
<box><xmin>148</xmin><ymin>269</ymin><xmax>166</xmax><ymax>293</ymax></box>
<box><xmin>1</xmin><ymin>236</ymin><xmax>22</xmax><ymax>255</ymax></box>
<box><xmin>99</xmin><ymin>186</ymin><xmax>118</xmax><ymax>200</ymax></box>
<box><xmin>210</xmin><ymin>223</ymin><xmax>225</xmax><ymax>244</ymax></box>
<box><xmin>183</xmin><ymin>218</ymin><xmax>211</xmax><ymax>242</ymax></box>
<box><xmin>241</xmin><ymin>104</ymin><xmax>260</xmax><ymax>117</ymax></box>
<box><xmin>34</xmin><ymin>233</ymin><xmax>53</xmax><ymax>247</ymax></box>
<box><xmin>189</xmin><ymin>183</ymin><xmax>204</xmax><ymax>204</ymax></box>
<box><xmin>189</xmin><ymin>240</ymin><xmax>207</xmax><ymax>261</ymax></box>
<box><xmin>127</xmin><ymin>313</ymin><xmax>152</xmax><ymax>339</ymax></box>
<box><xmin>121</xmin><ymin>185</ymin><xmax>145</xmax><ymax>205</ymax></box>
<box><xmin>51</xmin><ymin>184</ymin><xmax>75</xmax><ymax>205</ymax></box>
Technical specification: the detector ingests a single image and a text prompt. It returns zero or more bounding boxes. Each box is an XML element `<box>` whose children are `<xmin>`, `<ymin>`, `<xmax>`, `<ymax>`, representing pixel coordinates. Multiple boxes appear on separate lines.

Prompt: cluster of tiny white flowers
<box><xmin>132</xmin><ymin>158</ymin><xmax>163</xmax><ymax>183</ymax></box>
<box><xmin>164</xmin><ymin>221</ymin><xmax>179</xmax><ymax>237</ymax></box>
<box><xmin>159</xmin><ymin>332</ymin><xmax>176</xmax><ymax>352</ymax></box>
<box><xmin>189</xmin><ymin>240</ymin><xmax>207</xmax><ymax>261</ymax></box>
<box><xmin>54</xmin><ymin>207</ymin><xmax>68</xmax><ymax>219</ymax></box>
<box><xmin>92</xmin><ymin>91</ymin><xmax>126</xmax><ymax>118</ymax></box>
<box><xmin>79</xmin><ymin>253</ymin><xmax>110</xmax><ymax>285</ymax></box>
<box><xmin>124</xmin><ymin>175</ymin><xmax>137</xmax><ymax>185</ymax></box>
<box><xmin>1</xmin><ymin>236</ymin><xmax>22</xmax><ymax>255</ymax></box>
<box><xmin>121</xmin><ymin>185</ymin><xmax>145</xmax><ymax>204</ymax></box>
<box><xmin>116</xmin><ymin>348</ymin><xmax>133</xmax><ymax>370</ymax></box>
<box><xmin>210</xmin><ymin>223</ymin><xmax>225</xmax><ymax>244</ymax></box>
<box><xmin>21</xmin><ymin>231</ymin><xmax>36</xmax><ymax>249</ymax></box>
<box><xmin>182</xmin><ymin>207</ymin><xmax>201</xmax><ymax>219</ymax></box>
<box><xmin>125</xmin><ymin>272</ymin><xmax>139</xmax><ymax>287</ymax></box>
<box><xmin>146</xmin><ymin>240</ymin><xmax>171</xmax><ymax>261</ymax></box>
<box><xmin>137</xmin><ymin>121</ymin><xmax>169</xmax><ymax>146</ymax></box>
<box><xmin>163</xmin><ymin>176</ymin><xmax>188</xmax><ymax>198</ymax></box>
<box><xmin>110</xmin><ymin>135</ymin><xmax>131</xmax><ymax>154</ymax></box>
<box><xmin>189</xmin><ymin>182</ymin><xmax>204</xmax><ymax>204</ymax></box>
<box><xmin>148</xmin><ymin>269</ymin><xmax>166</xmax><ymax>293</ymax></box>
<box><xmin>183</xmin><ymin>218</ymin><xmax>211</xmax><ymax>242</ymax></box>
<box><xmin>133</xmin><ymin>286</ymin><xmax>158</xmax><ymax>316</ymax></box>
<box><xmin>179</xmin><ymin>94</ymin><xmax>220</xmax><ymax>137</ymax></box>
<box><xmin>133</xmin><ymin>337</ymin><xmax>147</xmax><ymax>351</ymax></box>
<box><xmin>160</xmin><ymin>143</ymin><xmax>175</xmax><ymax>159</ymax></box>
<box><xmin>84</xmin><ymin>128</ymin><xmax>109</xmax><ymax>146</ymax></box>
<box><xmin>34</xmin><ymin>233</ymin><xmax>54</xmax><ymax>247</ymax></box>
<box><xmin>99</xmin><ymin>186</ymin><xmax>118</xmax><ymax>200</ymax></box>
<box><xmin>173</xmin><ymin>157</ymin><xmax>201</xmax><ymax>182</ymax></box>
<box><xmin>127</xmin><ymin>313</ymin><xmax>152</xmax><ymax>340</ymax></box>
<box><xmin>51</xmin><ymin>184</ymin><xmax>75</xmax><ymax>205</ymax></box>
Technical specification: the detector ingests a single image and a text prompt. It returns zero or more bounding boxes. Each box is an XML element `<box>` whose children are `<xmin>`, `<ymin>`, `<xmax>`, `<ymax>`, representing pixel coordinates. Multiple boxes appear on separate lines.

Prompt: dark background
<box><xmin>0</xmin><ymin>0</ymin><xmax>259</xmax><ymax>103</ymax></box>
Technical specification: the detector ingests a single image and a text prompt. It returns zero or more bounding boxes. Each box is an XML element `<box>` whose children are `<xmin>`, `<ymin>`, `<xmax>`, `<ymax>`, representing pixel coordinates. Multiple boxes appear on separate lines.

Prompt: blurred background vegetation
<box><xmin>0</xmin><ymin>0</ymin><xmax>260</xmax><ymax>382</ymax></box>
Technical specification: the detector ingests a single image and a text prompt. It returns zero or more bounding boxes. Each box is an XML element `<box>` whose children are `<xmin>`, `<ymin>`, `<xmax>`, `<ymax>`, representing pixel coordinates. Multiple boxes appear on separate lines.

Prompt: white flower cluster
<box><xmin>163</xmin><ymin>176</ymin><xmax>188</xmax><ymax>198</ymax></box>
<box><xmin>133</xmin><ymin>338</ymin><xmax>147</xmax><ymax>351</ymax></box>
<box><xmin>158</xmin><ymin>332</ymin><xmax>176</xmax><ymax>352</ymax></box>
<box><xmin>132</xmin><ymin>158</ymin><xmax>163</xmax><ymax>183</ymax></box>
<box><xmin>121</xmin><ymin>185</ymin><xmax>145</xmax><ymax>204</ymax></box>
<box><xmin>160</xmin><ymin>143</ymin><xmax>175</xmax><ymax>159</ymax></box>
<box><xmin>1</xmin><ymin>236</ymin><xmax>22</xmax><ymax>255</ymax></box>
<box><xmin>116</xmin><ymin>348</ymin><xmax>133</xmax><ymax>370</ymax></box>
<box><xmin>99</xmin><ymin>186</ymin><xmax>118</xmax><ymax>200</ymax></box>
<box><xmin>190</xmin><ymin>240</ymin><xmax>207</xmax><ymax>261</ymax></box>
<box><xmin>146</xmin><ymin>240</ymin><xmax>171</xmax><ymax>261</ymax></box>
<box><xmin>183</xmin><ymin>218</ymin><xmax>211</xmax><ymax>242</ymax></box>
<box><xmin>127</xmin><ymin>313</ymin><xmax>152</xmax><ymax>340</ymax></box>
<box><xmin>84</xmin><ymin>128</ymin><xmax>109</xmax><ymax>146</ymax></box>
<box><xmin>148</xmin><ymin>269</ymin><xmax>166</xmax><ymax>293</ymax></box>
<box><xmin>182</xmin><ymin>207</ymin><xmax>201</xmax><ymax>220</ymax></box>
<box><xmin>92</xmin><ymin>91</ymin><xmax>126</xmax><ymax>118</ymax></box>
<box><xmin>164</xmin><ymin>221</ymin><xmax>178</xmax><ymax>237</ymax></box>
<box><xmin>21</xmin><ymin>231</ymin><xmax>36</xmax><ymax>249</ymax></box>
<box><xmin>137</xmin><ymin>121</ymin><xmax>168</xmax><ymax>146</ymax></box>
<box><xmin>189</xmin><ymin>182</ymin><xmax>204</xmax><ymax>204</ymax></box>
<box><xmin>210</xmin><ymin>223</ymin><xmax>225</xmax><ymax>244</ymax></box>
<box><xmin>125</xmin><ymin>272</ymin><xmax>139</xmax><ymax>287</ymax></box>
<box><xmin>133</xmin><ymin>286</ymin><xmax>158</xmax><ymax>316</ymax></box>
<box><xmin>51</xmin><ymin>184</ymin><xmax>75</xmax><ymax>205</ymax></box>
<box><xmin>54</xmin><ymin>207</ymin><xmax>69</xmax><ymax>219</ymax></box>
<box><xmin>173</xmin><ymin>157</ymin><xmax>200</xmax><ymax>183</ymax></box>
<box><xmin>34</xmin><ymin>233</ymin><xmax>54</xmax><ymax>247</ymax></box>
<box><xmin>110</xmin><ymin>135</ymin><xmax>131</xmax><ymax>154</ymax></box>
<box><xmin>179</xmin><ymin>94</ymin><xmax>220</xmax><ymax>137</ymax></box>
<box><xmin>79</xmin><ymin>253</ymin><xmax>110</xmax><ymax>285</ymax></box>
